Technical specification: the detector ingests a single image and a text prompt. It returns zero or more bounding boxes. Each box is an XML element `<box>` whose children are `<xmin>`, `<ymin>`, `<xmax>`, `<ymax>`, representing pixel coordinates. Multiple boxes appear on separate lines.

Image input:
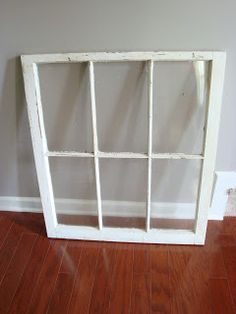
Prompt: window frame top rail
<box><xmin>21</xmin><ymin>51</ymin><xmax>224</xmax><ymax>65</ymax></box>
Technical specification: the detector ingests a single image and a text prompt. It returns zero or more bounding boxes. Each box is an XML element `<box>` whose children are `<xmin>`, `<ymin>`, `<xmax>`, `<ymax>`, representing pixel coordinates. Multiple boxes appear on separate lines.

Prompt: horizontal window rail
<box><xmin>46</xmin><ymin>151</ymin><xmax>204</xmax><ymax>160</ymax></box>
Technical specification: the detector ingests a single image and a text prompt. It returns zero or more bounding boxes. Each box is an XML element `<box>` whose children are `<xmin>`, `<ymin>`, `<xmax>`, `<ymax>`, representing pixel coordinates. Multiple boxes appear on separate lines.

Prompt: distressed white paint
<box><xmin>21</xmin><ymin>51</ymin><xmax>214</xmax><ymax>65</ymax></box>
<box><xmin>151</xmin><ymin>153</ymin><xmax>204</xmax><ymax>160</ymax></box>
<box><xmin>89</xmin><ymin>61</ymin><xmax>103</xmax><ymax>230</ymax></box>
<box><xmin>55</xmin><ymin>224</ymin><xmax>196</xmax><ymax>244</ymax></box>
<box><xmin>21</xmin><ymin>51</ymin><xmax>226</xmax><ymax>245</ymax></box>
<box><xmin>21</xmin><ymin>61</ymin><xmax>58</xmax><ymax>237</ymax></box>
<box><xmin>194</xmin><ymin>61</ymin><xmax>207</xmax><ymax>106</ymax></box>
<box><xmin>194</xmin><ymin>52</ymin><xmax>226</xmax><ymax>244</ymax></box>
<box><xmin>146</xmin><ymin>60</ymin><xmax>154</xmax><ymax>231</ymax></box>
<box><xmin>46</xmin><ymin>151</ymin><xmax>204</xmax><ymax>160</ymax></box>
<box><xmin>97</xmin><ymin>152</ymin><xmax>148</xmax><ymax>159</ymax></box>
<box><xmin>46</xmin><ymin>151</ymin><xmax>94</xmax><ymax>158</ymax></box>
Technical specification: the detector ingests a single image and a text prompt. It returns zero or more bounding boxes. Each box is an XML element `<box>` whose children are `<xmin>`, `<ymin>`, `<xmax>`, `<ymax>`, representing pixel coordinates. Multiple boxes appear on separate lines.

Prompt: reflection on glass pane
<box><xmin>39</xmin><ymin>63</ymin><xmax>93</xmax><ymax>152</ymax></box>
<box><xmin>49</xmin><ymin>157</ymin><xmax>98</xmax><ymax>227</ymax></box>
<box><xmin>100</xmin><ymin>159</ymin><xmax>147</xmax><ymax>229</ymax></box>
<box><xmin>95</xmin><ymin>62</ymin><xmax>148</xmax><ymax>153</ymax></box>
<box><xmin>151</xmin><ymin>159</ymin><xmax>201</xmax><ymax>230</ymax></box>
<box><xmin>153</xmin><ymin>61</ymin><xmax>209</xmax><ymax>154</ymax></box>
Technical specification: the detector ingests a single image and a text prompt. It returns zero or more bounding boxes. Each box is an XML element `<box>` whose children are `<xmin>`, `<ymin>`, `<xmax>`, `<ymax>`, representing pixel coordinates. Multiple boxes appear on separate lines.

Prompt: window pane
<box><xmin>100</xmin><ymin>159</ymin><xmax>147</xmax><ymax>229</ymax></box>
<box><xmin>49</xmin><ymin>157</ymin><xmax>98</xmax><ymax>227</ymax></box>
<box><xmin>95</xmin><ymin>62</ymin><xmax>148</xmax><ymax>153</ymax></box>
<box><xmin>153</xmin><ymin>61</ymin><xmax>209</xmax><ymax>154</ymax></box>
<box><xmin>151</xmin><ymin>159</ymin><xmax>201</xmax><ymax>230</ymax></box>
<box><xmin>39</xmin><ymin>63</ymin><xmax>93</xmax><ymax>152</ymax></box>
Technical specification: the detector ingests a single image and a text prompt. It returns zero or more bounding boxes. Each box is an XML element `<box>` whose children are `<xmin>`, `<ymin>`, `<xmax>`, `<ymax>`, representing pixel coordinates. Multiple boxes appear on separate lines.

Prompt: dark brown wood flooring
<box><xmin>0</xmin><ymin>211</ymin><xmax>236</xmax><ymax>313</ymax></box>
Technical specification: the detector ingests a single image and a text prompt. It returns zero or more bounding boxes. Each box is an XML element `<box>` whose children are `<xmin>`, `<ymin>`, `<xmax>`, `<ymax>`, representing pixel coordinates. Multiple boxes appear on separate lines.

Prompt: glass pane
<box><xmin>95</xmin><ymin>62</ymin><xmax>148</xmax><ymax>153</ymax></box>
<box><xmin>151</xmin><ymin>159</ymin><xmax>201</xmax><ymax>230</ymax></box>
<box><xmin>100</xmin><ymin>159</ymin><xmax>147</xmax><ymax>229</ymax></box>
<box><xmin>49</xmin><ymin>157</ymin><xmax>98</xmax><ymax>227</ymax></box>
<box><xmin>153</xmin><ymin>61</ymin><xmax>209</xmax><ymax>154</ymax></box>
<box><xmin>38</xmin><ymin>63</ymin><xmax>93</xmax><ymax>152</ymax></box>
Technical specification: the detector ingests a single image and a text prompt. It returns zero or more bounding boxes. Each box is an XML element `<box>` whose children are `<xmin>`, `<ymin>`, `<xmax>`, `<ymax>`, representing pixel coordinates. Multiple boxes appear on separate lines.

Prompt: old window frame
<box><xmin>21</xmin><ymin>51</ymin><xmax>226</xmax><ymax>244</ymax></box>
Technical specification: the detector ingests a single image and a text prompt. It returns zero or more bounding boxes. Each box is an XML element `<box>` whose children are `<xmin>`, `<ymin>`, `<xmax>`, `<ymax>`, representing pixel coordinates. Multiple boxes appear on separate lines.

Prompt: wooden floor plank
<box><xmin>221</xmin><ymin>217</ymin><xmax>236</xmax><ymax>234</ymax></box>
<box><xmin>169</xmin><ymin>247</ymin><xmax>212</xmax><ymax>314</ymax></box>
<box><xmin>221</xmin><ymin>242</ymin><xmax>236</xmax><ymax>311</ymax></box>
<box><xmin>201</xmin><ymin>235</ymin><xmax>228</xmax><ymax>279</ymax></box>
<box><xmin>133</xmin><ymin>244</ymin><xmax>150</xmax><ymax>274</ymax></box>
<box><xmin>150</xmin><ymin>245</ymin><xmax>171</xmax><ymax>314</ymax></box>
<box><xmin>0</xmin><ymin>233</ymin><xmax>37</xmax><ymax>313</ymax></box>
<box><xmin>5</xmin><ymin>212</ymin><xmax>45</xmax><ymax>235</ymax></box>
<box><xmin>0</xmin><ymin>213</ymin><xmax>235</xmax><ymax>313</ymax></box>
<box><xmin>228</xmin><ymin>279</ymin><xmax>236</xmax><ymax>313</ymax></box>
<box><xmin>209</xmin><ymin>278</ymin><xmax>235</xmax><ymax>314</ymax></box>
<box><xmin>208</xmin><ymin>250</ymin><xmax>227</xmax><ymax>278</ymax></box>
<box><xmin>8</xmin><ymin>234</ymin><xmax>51</xmax><ymax>314</ymax></box>
<box><xmin>0</xmin><ymin>215</ymin><xmax>13</xmax><ymax>248</ymax></box>
<box><xmin>47</xmin><ymin>241</ymin><xmax>83</xmax><ymax>314</ymax></box>
<box><xmin>27</xmin><ymin>240</ymin><xmax>67</xmax><ymax>314</ymax></box>
<box><xmin>47</xmin><ymin>272</ymin><xmax>76</xmax><ymax>314</ymax></box>
<box><xmin>108</xmin><ymin>244</ymin><xmax>134</xmax><ymax>314</ymax></box>
<box><xmin>131</xmin><ymin>244</ymin><xmax>151</xmax><ymax>314</ymax></box>
<box><xmin>131</xmin><ymin>273</ymin><xmax>151</xmax><ymax>314</ymax></box>
<box><xmin>67</xmin><ymin>242</ymin><xmax>100</xmax><ymax>314</ymax></box>
<box><xmin>0</xmin><ymin>223</ymin><xmax>23</xmax><ymax>284</ymax></box>
<box><xmin>222</xmin><ymin>245</ymin><xmax>236</xmax><ymax>280</ymax></box>
<box><xmin>89</xmin><ymin>244</ymin><xmax>116</xmax><ymax>314</ymax></box>
<box><xmin>59</xmin><ymin>240</ymin><xmax>84</xmax><ymax>274</ymax></box>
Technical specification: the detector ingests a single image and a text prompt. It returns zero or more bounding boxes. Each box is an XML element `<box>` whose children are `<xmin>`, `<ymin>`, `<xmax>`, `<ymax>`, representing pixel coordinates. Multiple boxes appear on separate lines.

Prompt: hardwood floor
<box><xmin>0</xmin><ymin>212</ymin><xmax>236</xmax><ymax>313</ymax></box>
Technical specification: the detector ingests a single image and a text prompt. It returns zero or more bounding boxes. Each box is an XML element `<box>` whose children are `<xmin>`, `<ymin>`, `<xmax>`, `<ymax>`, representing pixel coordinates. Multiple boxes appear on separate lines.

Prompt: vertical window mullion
<box><xmin>146</xmin><ymin>60</ymin><xmax>154</xmax><ymax>231</ymax></box>
<box><xmin>89</xmin><ymin>61</ymin><xmax>103</xmax><ymax>230</ymax></box>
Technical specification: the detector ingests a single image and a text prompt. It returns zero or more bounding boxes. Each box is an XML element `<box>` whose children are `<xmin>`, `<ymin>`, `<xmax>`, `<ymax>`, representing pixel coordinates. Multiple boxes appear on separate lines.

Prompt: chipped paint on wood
<box><xmin>89</xmin><ymin>61</ymin><xmax>103</xmax><ymax>230</ymax></box>
<box><xmin>21</xmin><ymin>51</ymin><xmax>222</xmax><ymax>65</ymax></box>
<box><xmin>146</xmin><ymin>60</ymin><xmax>154</xmax><ymax>231</ymax></box>
<box><xmin>46</xmin><ymin>151</ymin><xmax>204</xmax><ymax>160</ymax></box>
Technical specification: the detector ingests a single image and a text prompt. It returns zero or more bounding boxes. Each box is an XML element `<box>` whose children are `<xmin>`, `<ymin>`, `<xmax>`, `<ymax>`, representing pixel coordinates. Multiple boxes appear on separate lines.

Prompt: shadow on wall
<box><xmin>0</xmin><ymin>57</ymin><xmax>39</xmax><ymax>197</ymax></box>
<box><xmin>96</xmin><ymin>61</ymin><xmax>147</xmax><ymax>153</ymax></box>
<box><xmin>39</xmin><ymin>62</ymin><xmax>93</xmax><ymax>153</ymax></box>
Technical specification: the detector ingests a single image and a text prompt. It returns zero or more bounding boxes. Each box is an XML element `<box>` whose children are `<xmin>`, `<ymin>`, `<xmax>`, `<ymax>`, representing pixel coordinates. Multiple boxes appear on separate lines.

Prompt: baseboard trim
<box><xmin>0</xmin><ymin>197</ymin><xmax>42</xmax><ymax>213</ymax></box>
<box><xmin>208</xmin><ymin>171</ymin><xmax>236</xmax><ymax>220</ymax></box>
<box><xmin>0</xmin><ymin>197</ymin><xmax>196</xmax><ymax>219</ymax></box>
<box><xmin>1</xmin><ymin>171</ymin><xmax>235</xmax><ymax>221</ymax></box>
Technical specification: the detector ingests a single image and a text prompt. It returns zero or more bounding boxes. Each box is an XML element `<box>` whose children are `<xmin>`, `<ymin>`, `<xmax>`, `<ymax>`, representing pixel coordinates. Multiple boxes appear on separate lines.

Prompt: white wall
<box><xmin>0</xmin><ymin>0</ymin><xmax>235</xmax><ymax>200</ymax></box>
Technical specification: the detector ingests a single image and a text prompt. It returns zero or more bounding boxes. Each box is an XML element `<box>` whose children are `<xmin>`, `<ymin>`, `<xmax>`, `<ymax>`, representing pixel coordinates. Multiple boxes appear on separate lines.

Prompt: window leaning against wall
<box><xmin>21</xmin><ymin>51</ymin><xmax>226</xmax><ymax>245</ymax></box>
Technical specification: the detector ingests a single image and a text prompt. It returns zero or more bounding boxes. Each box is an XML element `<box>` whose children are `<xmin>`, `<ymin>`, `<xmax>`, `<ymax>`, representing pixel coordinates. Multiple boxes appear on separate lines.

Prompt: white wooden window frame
<box><xmin>21</xmin><ymin>51</ymin><xmax>226</xmax><ymax>245</ymax></box>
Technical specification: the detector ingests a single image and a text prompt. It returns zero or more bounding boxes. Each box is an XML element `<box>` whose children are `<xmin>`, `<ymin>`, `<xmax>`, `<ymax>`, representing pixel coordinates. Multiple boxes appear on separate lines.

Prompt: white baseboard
<box><xmin>0</xmin><ymin>171</ymin><xmax>235</xmax><ymax>221</ymax></box>
<box><xmin>0</xmin><ymin>196</ymin><xmax>196</xmax><ymax>219</ymax></box>
<box><xmin>0</xmin><ymin>197</ymin><xmax>42</xmax><ymax>213</ymax></box>
<box><xmin>208</xmin><ymin>171</ymin><xmax>236</xmax><ymax>220</ymax></box>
